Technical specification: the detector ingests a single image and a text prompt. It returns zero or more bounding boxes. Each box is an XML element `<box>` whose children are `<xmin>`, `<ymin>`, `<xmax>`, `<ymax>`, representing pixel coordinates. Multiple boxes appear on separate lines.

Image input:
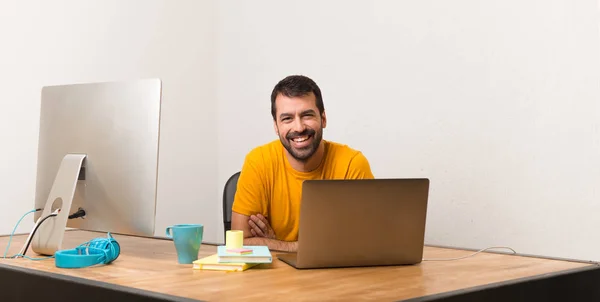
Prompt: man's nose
<box><xmin>292</xmin><ymin>118</ymin><xmax>305</xmax><ymax>132</ymax></box>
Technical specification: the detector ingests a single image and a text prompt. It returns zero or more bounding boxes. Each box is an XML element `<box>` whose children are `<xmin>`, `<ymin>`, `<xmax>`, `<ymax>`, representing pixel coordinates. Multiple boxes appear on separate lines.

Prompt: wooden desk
<box><xmin>0</xmin><ymin>230</ymin><xmax>598</xmax><ymax>301</ymax></box>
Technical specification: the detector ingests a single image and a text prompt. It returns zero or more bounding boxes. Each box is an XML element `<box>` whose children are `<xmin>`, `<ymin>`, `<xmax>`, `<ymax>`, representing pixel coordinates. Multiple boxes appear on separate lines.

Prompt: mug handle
<box><xmin>166</xmin><ymin>226</ymin><xmax>172</xmax><ymax>238</ymax></box>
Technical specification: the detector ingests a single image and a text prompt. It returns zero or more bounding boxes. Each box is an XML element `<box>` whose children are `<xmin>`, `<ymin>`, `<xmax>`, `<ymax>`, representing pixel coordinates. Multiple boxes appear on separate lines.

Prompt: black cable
<box><xmin>22</xmin><ymin>213</ymin><xmax>58</xmax><ymax>256</ymax></box>
<box><xmin>68</xmin><ymin>208</ymin><xmax>86</xmax><ymax>219</ymax></box>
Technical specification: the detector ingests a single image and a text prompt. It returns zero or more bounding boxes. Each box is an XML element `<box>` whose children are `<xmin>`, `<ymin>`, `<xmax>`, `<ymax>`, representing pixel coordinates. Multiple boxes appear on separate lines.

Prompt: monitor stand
<box><xmin>31</xmin><ymin>154</ymin><xmax>86</xmax><ymax>256</ymax></box>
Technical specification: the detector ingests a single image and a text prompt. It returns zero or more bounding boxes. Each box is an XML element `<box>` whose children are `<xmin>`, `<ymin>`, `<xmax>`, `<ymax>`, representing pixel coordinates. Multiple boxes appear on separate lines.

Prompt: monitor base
<box><xmin>31</xmin><ymin>154</ymin><xmax>86</xmax><ymax>256</ymax></box>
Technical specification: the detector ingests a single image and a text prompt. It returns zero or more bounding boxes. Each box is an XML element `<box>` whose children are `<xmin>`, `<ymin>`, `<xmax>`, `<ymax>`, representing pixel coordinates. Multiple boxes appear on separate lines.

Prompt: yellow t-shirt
<box><xmin>231</xmin><ymin>139</ymin><xmax>374</xmax><ymax>242</ymax></box>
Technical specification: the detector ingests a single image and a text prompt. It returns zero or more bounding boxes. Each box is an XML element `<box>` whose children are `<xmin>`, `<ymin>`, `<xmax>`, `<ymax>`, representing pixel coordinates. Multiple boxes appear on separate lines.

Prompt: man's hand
<box><xmin>232</xmin><ymin>212</ymin><xmax>297</xmax><ymax>252</ymax></box>
<box><xmin>248</xmin><ymin>214</ymin><xmax>277</xmax><ymax>239</ymax></box>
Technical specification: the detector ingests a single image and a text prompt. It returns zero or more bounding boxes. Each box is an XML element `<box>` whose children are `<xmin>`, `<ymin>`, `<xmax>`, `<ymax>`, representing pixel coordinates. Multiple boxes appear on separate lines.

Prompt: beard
<box><xmin>279</xmin><ymin>127</ymin><xmax>323</xmax><ymax>162</ymax></box>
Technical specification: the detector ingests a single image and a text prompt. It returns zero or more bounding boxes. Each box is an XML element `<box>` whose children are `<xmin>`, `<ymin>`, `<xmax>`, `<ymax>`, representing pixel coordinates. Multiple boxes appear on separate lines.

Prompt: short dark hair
<box><xmin>270</xmin><ymin>75</ymin><xmax>324</xmax><ymax>120</ymax></box>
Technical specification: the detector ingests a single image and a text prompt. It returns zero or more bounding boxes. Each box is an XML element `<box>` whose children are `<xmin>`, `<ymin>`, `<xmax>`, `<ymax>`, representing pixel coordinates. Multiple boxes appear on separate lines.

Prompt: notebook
<box><xmin>217</xmin><ymin>245</ymin><xmax>272</xmax><ymax>263</ymax></box>
<box><xmin>193</xmin><ymin>254</ymin><xmax>259</xmax><ymax>272</ymax></box>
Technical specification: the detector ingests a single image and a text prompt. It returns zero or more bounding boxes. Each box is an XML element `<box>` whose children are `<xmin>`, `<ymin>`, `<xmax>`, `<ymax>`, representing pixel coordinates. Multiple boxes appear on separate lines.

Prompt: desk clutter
<box><xmin>193</xmin><ymin>230</ymin><xmax>272</xmax><ymax>272</ymax></box>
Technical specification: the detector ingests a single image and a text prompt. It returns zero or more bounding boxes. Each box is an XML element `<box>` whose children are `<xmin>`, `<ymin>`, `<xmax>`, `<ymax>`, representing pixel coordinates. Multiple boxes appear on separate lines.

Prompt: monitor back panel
<box><xmin>35</xmin><ymin>79</ymin><xmax>161</xmax><ymax>237</ymax></box>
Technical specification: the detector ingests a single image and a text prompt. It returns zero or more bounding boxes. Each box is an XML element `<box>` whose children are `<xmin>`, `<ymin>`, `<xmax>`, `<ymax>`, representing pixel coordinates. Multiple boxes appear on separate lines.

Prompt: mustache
<box><xmin>286</xmin><ymin>129</ymin><xmax>315</xmax><ymax>140</ymax></box>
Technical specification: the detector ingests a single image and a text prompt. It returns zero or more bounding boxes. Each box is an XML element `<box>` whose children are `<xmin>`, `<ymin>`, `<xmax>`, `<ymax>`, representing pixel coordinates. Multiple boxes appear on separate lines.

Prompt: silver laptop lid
<box><xmin>295</xmin><ymin>178</ymin><xmax>430</xmax><ymax>268</ymax></box>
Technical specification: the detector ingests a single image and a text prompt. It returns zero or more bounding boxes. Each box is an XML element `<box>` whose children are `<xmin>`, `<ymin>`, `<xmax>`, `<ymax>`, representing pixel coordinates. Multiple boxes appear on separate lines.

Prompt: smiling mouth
<box><xmin>291</xmin><ymin>135</ymin><xmax>311</xmax><ymax>143</ymax></box>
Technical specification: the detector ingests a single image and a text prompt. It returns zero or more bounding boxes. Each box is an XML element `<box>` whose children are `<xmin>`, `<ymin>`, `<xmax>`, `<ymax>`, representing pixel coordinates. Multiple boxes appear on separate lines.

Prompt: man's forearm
<box><xmin>244</xmin><ymin>237</ymin><xmax>297</xmax><ymax>252</ymax></box>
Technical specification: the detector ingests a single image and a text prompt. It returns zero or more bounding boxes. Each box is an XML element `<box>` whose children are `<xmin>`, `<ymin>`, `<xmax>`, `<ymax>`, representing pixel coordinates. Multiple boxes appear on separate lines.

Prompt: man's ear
<box><xmin>273</xmin><ymin>120</ymin><xmax>279</xmax><ymax>136</ymax></box>
<box><xmin>321</xmin><ymin>111</ymin><xmax>327</xmax><ymax>128</ymax></box>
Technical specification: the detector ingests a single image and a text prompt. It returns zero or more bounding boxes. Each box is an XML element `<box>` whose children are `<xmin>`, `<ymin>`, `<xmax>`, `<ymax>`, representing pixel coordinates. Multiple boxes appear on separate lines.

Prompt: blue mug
<box><xmin>165</xmin><ymin>224</ymin><xmax>204</xmax><ymax>264</ymax></box>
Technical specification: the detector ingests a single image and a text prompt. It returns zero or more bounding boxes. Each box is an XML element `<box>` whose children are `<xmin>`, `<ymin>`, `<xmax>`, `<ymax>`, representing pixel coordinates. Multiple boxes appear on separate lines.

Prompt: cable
<box><xmin>9</xmin><ymin>254</ymin><xmax>54</xmax><ymax>260</ymax></box>
<box><xmin>19</xmin><ymin>210</ymin><xmax>59</xmax><ymax>257</ymax></box>
<box><xmin>68</xmin><ymin>208</ymin><xmax>86</xmax><ymax>219</ymax></box>
<box><xmin>16</xmin><ymin>213</ymin><xmax>45</xmax><ymax>256</ymax></box>
<box><xmin>422</xmin><ymin>246</ymin><xmax>516</xmax><ymax>261</ymax></box>
<box><xmin>2</xmin><ymin>209</ymin><xmax>41</xmax><ymax>259</ymax></box>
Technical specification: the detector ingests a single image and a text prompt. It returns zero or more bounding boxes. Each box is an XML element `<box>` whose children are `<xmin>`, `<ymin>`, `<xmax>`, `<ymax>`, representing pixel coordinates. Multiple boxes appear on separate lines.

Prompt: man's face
<box><xmin>273</xmin><ymin>92</ymin><xmax>326</xmax><ymax>162</ymax></box>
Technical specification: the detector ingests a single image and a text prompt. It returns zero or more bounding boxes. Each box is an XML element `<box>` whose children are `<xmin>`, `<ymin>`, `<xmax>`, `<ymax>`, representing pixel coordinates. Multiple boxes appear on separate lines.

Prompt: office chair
<box><xmin>223</xmin><ymin>171</ymin><xmax>241</xmax><ymax>239</ymax></box>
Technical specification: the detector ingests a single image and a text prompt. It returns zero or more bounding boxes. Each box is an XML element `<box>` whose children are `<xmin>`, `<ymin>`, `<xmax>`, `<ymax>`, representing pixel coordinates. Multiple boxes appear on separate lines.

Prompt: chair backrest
<box><xmin>223</xmin><ymin>171</ymin><xmax>241</xmax><ymax>236</ymax></box>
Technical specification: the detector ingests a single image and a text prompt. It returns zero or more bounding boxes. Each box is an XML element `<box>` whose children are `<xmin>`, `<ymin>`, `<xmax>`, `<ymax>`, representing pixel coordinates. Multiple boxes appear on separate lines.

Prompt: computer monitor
<box><xmin>31</xmin><ymin>79</ymin><xmax>162</xmax><ymax>255</ymax></box>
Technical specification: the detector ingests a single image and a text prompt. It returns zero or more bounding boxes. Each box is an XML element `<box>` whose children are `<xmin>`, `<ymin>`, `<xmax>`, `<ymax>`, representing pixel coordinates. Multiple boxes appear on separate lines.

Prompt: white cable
<box><xmin>16</xmin><ymin>209</ymin><xmax>60</xmax><ymax>257</ymax></box>
<box><xmin>422</xmin><ymin>246</ymin><xmax>516</xmax><ymax>261</ymax></box>
<box><xmin>17</xmin><ymin>217</ymin><xmax>42</xmax><ymax>256</ymax></box>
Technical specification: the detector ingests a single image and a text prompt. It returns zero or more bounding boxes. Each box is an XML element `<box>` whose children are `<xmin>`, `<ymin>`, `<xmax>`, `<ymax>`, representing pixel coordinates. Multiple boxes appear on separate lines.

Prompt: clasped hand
<box><xmin>248</xmin><ymin>214</ymin><xmax>276</xmax><ymax>239</ymax></box>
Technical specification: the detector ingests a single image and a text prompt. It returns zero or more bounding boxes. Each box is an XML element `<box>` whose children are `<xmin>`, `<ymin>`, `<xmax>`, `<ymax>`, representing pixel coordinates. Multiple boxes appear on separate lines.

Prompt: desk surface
<box><xmin>0</xmin><ymin>230</ymin><xmax>595</xmax><ymax>301</ymax></box>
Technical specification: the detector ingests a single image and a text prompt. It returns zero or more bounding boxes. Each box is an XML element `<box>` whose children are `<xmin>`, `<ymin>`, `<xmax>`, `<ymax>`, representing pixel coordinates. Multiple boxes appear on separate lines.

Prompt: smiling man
<box><xmin>230</xmin><ymin>75</ymin><xmax>374</xmax><ymax>252</ymax></box>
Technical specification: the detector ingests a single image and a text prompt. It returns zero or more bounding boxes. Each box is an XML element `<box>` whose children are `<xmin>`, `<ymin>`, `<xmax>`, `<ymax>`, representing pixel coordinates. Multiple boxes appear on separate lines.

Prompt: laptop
<box><xmin>277</xmin><ymin>178</ymin><xmax>429</xmax><ymax>269</ymax></box>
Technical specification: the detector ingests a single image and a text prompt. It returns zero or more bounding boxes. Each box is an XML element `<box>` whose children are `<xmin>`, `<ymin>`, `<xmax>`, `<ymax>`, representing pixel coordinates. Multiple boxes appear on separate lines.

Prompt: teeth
<box><xmin>293</xmin><ymin>136</ymin><xmax>309</xmax><ymax>142</ymax></box>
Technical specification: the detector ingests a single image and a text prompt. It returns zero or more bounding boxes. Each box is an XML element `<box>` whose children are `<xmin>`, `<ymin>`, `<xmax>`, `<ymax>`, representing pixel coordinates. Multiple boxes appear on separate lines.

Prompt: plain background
<box><xmin>2</xmin><ymin>0</ymin><xmax>600</xmax><ymax>262</ymax></box>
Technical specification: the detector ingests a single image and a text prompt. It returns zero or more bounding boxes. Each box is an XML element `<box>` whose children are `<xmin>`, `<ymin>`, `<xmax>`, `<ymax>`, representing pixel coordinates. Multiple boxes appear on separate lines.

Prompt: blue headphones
<box><xmin>54</xmin><ymin>233</ymin><xmax>121</xmax><ymax>269</ymax></box>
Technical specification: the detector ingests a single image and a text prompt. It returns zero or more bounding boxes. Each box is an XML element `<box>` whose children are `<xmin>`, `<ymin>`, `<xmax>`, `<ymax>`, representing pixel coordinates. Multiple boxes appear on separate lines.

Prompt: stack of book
<box><xmin>192</xmin><ymin>245</ymin><xmax>272</xmax><ymax>272</ymax></box>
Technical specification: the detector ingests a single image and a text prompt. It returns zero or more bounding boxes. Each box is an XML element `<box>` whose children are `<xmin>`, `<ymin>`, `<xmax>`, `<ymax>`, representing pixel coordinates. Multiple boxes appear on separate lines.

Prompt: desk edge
<box><xmin>399</xmin><ymin>263</ymin><xmax>600</xmax><ymax>302</ymax></box>
<box><xmin>0</xmin><ymin>262</ymin><xmax>204</xmax><ymax>302</ymax></box>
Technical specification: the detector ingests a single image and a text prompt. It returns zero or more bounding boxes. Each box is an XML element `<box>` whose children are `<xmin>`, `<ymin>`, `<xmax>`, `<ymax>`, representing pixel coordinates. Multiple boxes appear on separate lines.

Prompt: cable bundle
<box><xmin>2</xmin><ymin>208</ymin><xmax>58</xmax><ymax>260</ymax></box>
<box><xmin>2</xmin><ymin>208</ymin><xmax>121</xmax><ymax>267</ymax></box>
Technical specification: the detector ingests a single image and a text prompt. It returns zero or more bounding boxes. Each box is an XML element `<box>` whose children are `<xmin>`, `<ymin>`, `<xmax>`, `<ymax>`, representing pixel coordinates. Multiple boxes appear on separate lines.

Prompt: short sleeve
<box><xmin>346</xmin><ymin>152</ymin><xmax>375</xmax><ymax>179</ymax></box>
<box><xmin>231</xmin><ymin>152</ymin><xmax>268</xmax><ymax>217</ymax></box>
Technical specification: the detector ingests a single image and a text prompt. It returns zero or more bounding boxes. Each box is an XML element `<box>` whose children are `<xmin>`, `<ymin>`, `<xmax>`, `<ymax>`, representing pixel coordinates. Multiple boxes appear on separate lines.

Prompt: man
<box><xmin>231</xmin><ymin>75</ymin><xmax>374</xmax><ymax>252</ymax></box>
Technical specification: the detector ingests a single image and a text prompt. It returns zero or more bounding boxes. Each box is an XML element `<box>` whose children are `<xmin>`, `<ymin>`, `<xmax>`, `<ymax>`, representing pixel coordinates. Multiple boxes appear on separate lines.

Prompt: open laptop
<box><xmin>277</xmin><ymin>178</ymin><xmax>429</xmax><ymax>269</ymax></box>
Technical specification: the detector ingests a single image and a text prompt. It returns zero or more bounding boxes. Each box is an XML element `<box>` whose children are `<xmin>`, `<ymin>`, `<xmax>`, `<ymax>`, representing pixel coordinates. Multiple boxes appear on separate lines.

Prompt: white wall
<box><xmin>3</xmin><ymin>0</ymin><xmax>600</xmax><ymax>262</ymax></box>
<box><xmin>0</xmin><ymin>0</ymin><xmax>220</xmax><ymax>242</ymax></box>
<box><xmin>216</xmin><ymin>0</ymin><xmax>600</xmax><ymax>261</ymax></box>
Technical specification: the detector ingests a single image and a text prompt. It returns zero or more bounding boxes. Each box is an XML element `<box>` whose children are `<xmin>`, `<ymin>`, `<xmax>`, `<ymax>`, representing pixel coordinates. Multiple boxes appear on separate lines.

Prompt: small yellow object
<box><xmin>226</xmin><ymin>230</ymin><xmax>243</xmax><ymax>249</ymax></box>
